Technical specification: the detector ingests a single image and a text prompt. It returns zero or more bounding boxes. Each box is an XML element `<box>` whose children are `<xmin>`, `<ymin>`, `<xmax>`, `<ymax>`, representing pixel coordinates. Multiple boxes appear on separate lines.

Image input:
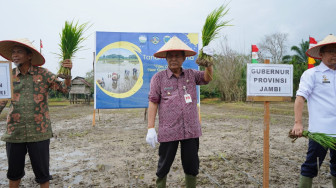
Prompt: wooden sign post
<box><xmin>263</xmin><ymin>100</ymin><xmax>270</xmax><ymax>188</ymax></box>
<box><xmin>246</xmin><ymin>59</ymin><xmax>293</xmax><ymax>188</ymax></box>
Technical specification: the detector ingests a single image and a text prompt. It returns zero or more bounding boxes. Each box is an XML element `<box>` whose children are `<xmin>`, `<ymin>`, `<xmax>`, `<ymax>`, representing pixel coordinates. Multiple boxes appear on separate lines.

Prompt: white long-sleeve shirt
<box><xmin>297</xmin><ymin>62</ymin><xmax>336</xmax><ymax>135</ymax></box>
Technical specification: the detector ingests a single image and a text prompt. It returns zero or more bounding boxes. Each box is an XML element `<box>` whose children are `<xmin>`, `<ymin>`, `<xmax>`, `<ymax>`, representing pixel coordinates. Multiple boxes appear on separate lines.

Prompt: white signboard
<box><xmin>247</xmin><ymin>64</ymin><xmax>293</xmax><ymax>97</ymax></box>
<box><xmin>0</xmin><ymin>62</ymin><xmax>12</xmax><ymax>101</ymax></box>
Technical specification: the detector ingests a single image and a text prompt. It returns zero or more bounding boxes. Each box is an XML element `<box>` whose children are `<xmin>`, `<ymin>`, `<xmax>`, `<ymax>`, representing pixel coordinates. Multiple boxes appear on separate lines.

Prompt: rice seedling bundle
<box><xmin>288</xmin><ymin>130</ymin><xmax>336</xmax><ymax>150</ymax></box>
<box><xmin>196</xmin><ymin>4</ymin><xmax>231</xmax><ymax>67</ymax></box>
<box><xmin>57</xmin><ymin>20</ymin><xmax>90</xmax><ymax>79</ymax></box>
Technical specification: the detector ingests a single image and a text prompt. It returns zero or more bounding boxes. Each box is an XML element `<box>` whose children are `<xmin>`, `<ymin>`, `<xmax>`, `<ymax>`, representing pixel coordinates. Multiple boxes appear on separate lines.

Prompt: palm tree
<box><xmin>282</xmin><ymin>39</ymin><xmax>310</xmax><ymax>98</ymax></box>
<box><xmin>291</xmin><ymin>40</ymin><xmax>309</xmax><ymax>62</ymax></box>
<box><xmin>282</xmin><ymin>40</ymin><xmax>309</xmax><ymax>63</ymax></box>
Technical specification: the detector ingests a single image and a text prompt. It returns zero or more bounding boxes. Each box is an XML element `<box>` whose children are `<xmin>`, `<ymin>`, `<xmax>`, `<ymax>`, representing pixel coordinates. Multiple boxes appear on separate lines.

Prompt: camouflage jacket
<box><xmin>0</xmin><ymin>66</ymin><xmax>70</xmax><ymax>143</ymax></box>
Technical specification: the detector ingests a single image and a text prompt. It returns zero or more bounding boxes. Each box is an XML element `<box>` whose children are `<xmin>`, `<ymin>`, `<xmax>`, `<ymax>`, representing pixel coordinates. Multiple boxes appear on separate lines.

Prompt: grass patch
<box><xmin>229</xmin><ymin>114</ymin><xmax>252</xmax><ymax>120</ymax></box>
<box><xmin>214</xmin><ymin>102</ymin><xmax>302</xmax><ymax>117</ymax></box>
<box><xmin>270</xmin><ymin>108</ymin><xmax>294</xmax><ymax>116</ymax></box>
<box><xmin>98</xmin><ymin>108</ymin><xmax>144</xmax><ymax>116</ymax></box>
<box><xmin>49</xmin><ymin>98</ymin><xmax>66</xmax><ymax>102</ymax></box>
<box><xmin>201</xmin><ymin>98</ymin><xmax>223</xmax><ymax>104</ymax></box>
<box><xmin>68</xmin><ymin>130</ymin><xmax>89</xmax><ymax>138</ymax></box>
<box><xmin>49</xmin><ymin>100</ymin><xmax>70</xmax><ymax>106</ymax></box>
<box><xmin>202</xmin><ymin>113</ymin><xmax>225</xmax><ymax>120</ymax></box>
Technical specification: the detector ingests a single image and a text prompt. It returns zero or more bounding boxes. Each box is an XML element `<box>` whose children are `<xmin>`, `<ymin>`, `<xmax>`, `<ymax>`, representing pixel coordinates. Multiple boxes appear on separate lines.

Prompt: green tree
<box><xmin>289</xmin><ymin>56</ymin><xmax>307</xmax><ymax>97</ymax></box>
<box><xmin>201</xmin><ymin>52</ymin><xmax>248</xmax><ymax>102</ymax></box>
<box><xmin>282</xmin><ymin>39</ymin><xmax>320</xmax><ymax>98</ymax></box>
<box><xmin>282</xmin><ymin>40</ymin><xmax>309</xmax><ymax>63</ymax></box>
<box><xmin>48</xmin><ymin>89</ymin><xmax>67</xmax><ymax>99</ymax></box>
<box><xmin>291</xmin><ymin>40</ymin><xmax>309</xmax><ymax>62</ymax></box>
<box><xmin>85</xmin><ymin>69</ymin><xmax>94</xmax><ymax>94</ymax></box>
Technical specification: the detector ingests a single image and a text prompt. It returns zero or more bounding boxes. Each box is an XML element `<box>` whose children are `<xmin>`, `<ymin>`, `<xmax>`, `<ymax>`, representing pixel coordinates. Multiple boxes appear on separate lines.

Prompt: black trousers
<box><xmin>156</xmin><ymin>138</ymin><xmax>199</xmax><ymax>178</ymax></box>
<box><xmin>6</xmin><ymin>139</ymin><xmax>52</xmax><ymax>183</ymax></box>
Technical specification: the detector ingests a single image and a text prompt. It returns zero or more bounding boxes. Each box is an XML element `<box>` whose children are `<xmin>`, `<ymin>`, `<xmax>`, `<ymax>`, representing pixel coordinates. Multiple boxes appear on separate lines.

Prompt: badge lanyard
<box><xmin>183</xmin><ymin>86</ymin><xmax>192</xmax><ymax>103</ymax></box>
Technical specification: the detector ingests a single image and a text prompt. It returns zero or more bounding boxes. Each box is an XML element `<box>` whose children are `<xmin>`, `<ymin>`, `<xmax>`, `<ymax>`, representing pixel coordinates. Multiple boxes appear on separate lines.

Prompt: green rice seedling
<box><xmin>196</xmin><ymin>3</ymin><xmax>232</xmax><ymax>67</ymax></box>
<box><xmin>56</xmin><ymin>20</ymin><xmax>90</xmax><ymax>79</ymax></box>
<box><xmin>289</xmin><ymin>130</ymin><xmax>336</xmax><ymax>150</ymax></box>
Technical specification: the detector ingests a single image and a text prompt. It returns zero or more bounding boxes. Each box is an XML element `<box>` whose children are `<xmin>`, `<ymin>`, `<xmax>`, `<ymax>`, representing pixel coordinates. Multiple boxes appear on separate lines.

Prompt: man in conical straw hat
<box><xmin>146</xmin><ymin>36</ymin><xmax>213</xmax><ymax>187</ymax></box>
<box><xmin>0</xmin><ymin>38</ymin><xmax>72</xmax><ymax>188</ymax></box>
<box><xmin>291</xmin><ymin>34</ymin><xmax>336</xmax><ymax>187</ymax></box>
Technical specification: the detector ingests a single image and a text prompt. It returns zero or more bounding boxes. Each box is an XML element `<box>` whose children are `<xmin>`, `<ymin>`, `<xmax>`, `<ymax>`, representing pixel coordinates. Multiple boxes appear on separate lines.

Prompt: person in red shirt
<box><xmin>146</xmin><ymin>36</ymin><xmax>213</xmax><ymax>187</ymax></box>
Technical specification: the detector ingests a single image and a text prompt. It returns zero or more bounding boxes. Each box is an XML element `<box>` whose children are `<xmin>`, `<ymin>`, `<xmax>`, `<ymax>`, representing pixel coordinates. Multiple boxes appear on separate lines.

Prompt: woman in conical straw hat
<box><xmin>291</xmin><ymin>34</ymin><xmax>336</xmax><ymax>187</ymax></box>
<box><xmin>0</xmin><ymin>38</ymin><xmax>72</xmax><ymax>188</ymax></box>
<box><xmin>145</xmin><ymin>36</ymin><xmax>213</xmax><ymax>187</ymax></box>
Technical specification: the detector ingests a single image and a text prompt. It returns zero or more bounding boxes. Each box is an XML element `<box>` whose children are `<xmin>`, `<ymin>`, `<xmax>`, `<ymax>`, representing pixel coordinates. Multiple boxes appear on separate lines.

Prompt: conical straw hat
<box><xmin>306</xmin><ymin>34</ymin><xmax>336</xmax><ymax>59</ymax></box>
<box><xmin>0</xmin><ymin>38</ymin><xmax>45</xmax><ymax>66</ymax></box>
<box><xmin>153</xmin><ymin>36</ymin><xmax>196</xmax><ymax>58</ymax></box>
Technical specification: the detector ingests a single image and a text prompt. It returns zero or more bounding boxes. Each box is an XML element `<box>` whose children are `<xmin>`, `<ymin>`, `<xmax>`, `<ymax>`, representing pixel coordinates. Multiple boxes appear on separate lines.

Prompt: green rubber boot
<box><xmin>299</xmin><ymin>175</ymin><xmax>312</xmax><ymax>188</ymax></box>
<box><xmin>185</xmin><ymin>174</ymin><xmax>196</xmax><ymax>188</ymax></box>
<box><xmin>156</xmin><ymin>176</ymin><xmax>167</xmax><ymax>188</ymax></box>
<box><xmin>332</xmin><ymin>175</ymin><xmax>336</xmax><ymax>188</ymax></box>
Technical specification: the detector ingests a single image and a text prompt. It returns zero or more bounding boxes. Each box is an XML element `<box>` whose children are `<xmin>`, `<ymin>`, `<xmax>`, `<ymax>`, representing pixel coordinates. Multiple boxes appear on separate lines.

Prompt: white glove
<box><xmin>146</xmin><ymin>128</ymin><xmax>158</xmax><ymax>148</ymax></box>
<box><xmin>202</xmin><ymin>45</ymin><xmax>214</xmax><ymax>56</ymax></box>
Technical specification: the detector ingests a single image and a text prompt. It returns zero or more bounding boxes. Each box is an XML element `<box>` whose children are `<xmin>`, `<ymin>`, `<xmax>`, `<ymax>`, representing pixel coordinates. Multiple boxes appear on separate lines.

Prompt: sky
<box><xmin>0</xmin><ymin>0</ymin><xmax>335</xmax><ymax>78</ymax></box>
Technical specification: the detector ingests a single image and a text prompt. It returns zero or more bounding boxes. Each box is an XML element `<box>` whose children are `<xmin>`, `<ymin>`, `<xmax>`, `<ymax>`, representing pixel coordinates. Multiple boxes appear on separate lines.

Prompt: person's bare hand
<box><xmin>291</xmin><ymin>122</ymin><xmax>303</xmax><ymax>137</ymax></box>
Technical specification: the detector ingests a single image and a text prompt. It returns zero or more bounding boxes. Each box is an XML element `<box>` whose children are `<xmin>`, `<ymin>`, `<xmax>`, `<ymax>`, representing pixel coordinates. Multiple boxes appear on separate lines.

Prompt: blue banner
<box><xmin>95</xmin><ymin>32</ymin><xmax>199</xmax><ymax>109</ymax></box>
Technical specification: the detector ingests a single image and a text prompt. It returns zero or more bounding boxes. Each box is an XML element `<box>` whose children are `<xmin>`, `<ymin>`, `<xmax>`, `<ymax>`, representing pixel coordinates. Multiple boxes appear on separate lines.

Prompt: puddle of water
<box><xmin>63</xmin><ymin>175</ymin><xmax>83</xmax><ymax>185</ymax></box>
<box><xmin>0</xmin><ymin>133</ymin><xmax>4</xmax><ymax>146</ymax></box>
<box><xmin>0</xmin><ymin>169</ymin><xmax>7</xmax><ymax>184</ymax></box>
<box><xmin>63</xmin><ymin>175</ymin><xmax>71</xmax><ymax>181</ymax></box>
<box><xmin>53</xmin><ymin>156</ymin><xmax>77</xmax><ymax>163</ymax></box>
<box><xmin>53</xmin><ymin>150</ymin><xmax>86</xmax><ymax>162</ymax></box>
<box><xmin>54</xmin><ymin>150</ymin><xmax>86</xmax><ymax>157</ymax></box>
<box><xmin>67</xmin><ymin>150</ymin><xmax>86</xmax><ymax>157</ymax></box>
<box><xmin>0</xmin><ymin>152</ymin><xmax>6</xmax><ymax>159</ymax></box>
<box><xmin>72</xmin><ymin>175</ymin><xmax>83</xmax><ymax>184</ymax></box>
<box><xmin>0</xmin><ymin>163</ymin><xmax>6</xmax><ymax>170</ymax></box>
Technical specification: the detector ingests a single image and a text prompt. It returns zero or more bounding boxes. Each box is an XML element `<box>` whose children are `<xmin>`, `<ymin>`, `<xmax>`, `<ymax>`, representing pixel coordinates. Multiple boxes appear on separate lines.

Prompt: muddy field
<box><xmin>0</xmin><ymin>100</ymin><xmax>334</xmax><ymax>187</ymax></box>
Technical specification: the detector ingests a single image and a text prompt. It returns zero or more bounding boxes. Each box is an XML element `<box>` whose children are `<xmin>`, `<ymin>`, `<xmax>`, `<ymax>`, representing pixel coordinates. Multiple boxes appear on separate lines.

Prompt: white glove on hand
<box><xmin>202</xmin><ymin>45</ymin><xmax>214</xmax><ymax>56</ymax></box>
<box><xmin>146</xmin><ymin>128</ymin><xmax>158</xmax><ymax>148</ymax></box>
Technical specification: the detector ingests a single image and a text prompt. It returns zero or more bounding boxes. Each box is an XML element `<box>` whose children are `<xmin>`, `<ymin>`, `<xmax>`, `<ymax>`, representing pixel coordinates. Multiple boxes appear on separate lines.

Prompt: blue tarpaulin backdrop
<box><xmin>94</xmin><ymin>32</ymin><xmax>199</xmax><ymax>109</ymax></box>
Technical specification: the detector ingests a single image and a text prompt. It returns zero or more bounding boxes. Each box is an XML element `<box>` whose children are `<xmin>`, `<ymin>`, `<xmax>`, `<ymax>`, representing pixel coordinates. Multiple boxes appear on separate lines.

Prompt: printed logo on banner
<box><xmin>151</xmin><ymin>36</ymin><xmax>160</xmax><ymax>44</ymax></box>
<box><xmin>163</xmin><ymin>36</ymin><xmax>171</xmax><ymax>43</ymax></box>
<box><xmin>139</xmin><ymin>35</ymin><xmax>147</xmax><ymax>44</ymax></box>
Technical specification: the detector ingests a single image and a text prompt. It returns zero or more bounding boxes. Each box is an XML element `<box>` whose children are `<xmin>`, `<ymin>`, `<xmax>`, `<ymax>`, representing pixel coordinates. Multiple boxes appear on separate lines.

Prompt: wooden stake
<box><xmin>144</xmin><ymin>108</ymin><xmax>147</xmax><ymax>121</ymax></box>
<box><xmin>92</xmin><ymin>52</ymin><xmax>96</xmax><ymax>127</ymax></box>
<box><xmin>92</xmin><ymin>109</ymin><xmax>95</xmax><ymax>127</ymax></box>
<box><xmin>263</xmin><ymin>101</ymin><xmax>270</xmax><ymax>188</ymax></box>
<box><xmin>263</xmin><ymin>59</ymin><xmax>270</xmax><ymax>188</ymax></box>
<box><xmin>198</xmin><ymin>104</ymin><xmax>202</xmax><ymax>124</ymax></box>
<box><xmin>98</xmin><ymin>109</ymin><xmax>100</xmax><ymax>121</ymax></box>
<box><xmin>317</xmin><ymin>157</ymin><xmax>320</xmax><ymax>188</ymax></box>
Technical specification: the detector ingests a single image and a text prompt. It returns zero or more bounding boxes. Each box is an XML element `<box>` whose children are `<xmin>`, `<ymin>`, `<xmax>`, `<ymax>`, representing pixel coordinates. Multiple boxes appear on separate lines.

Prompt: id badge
<box><xmin>184</xmin><ymin>94</ymin><xmax>192</xmax><ymax>103</ymax></box>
